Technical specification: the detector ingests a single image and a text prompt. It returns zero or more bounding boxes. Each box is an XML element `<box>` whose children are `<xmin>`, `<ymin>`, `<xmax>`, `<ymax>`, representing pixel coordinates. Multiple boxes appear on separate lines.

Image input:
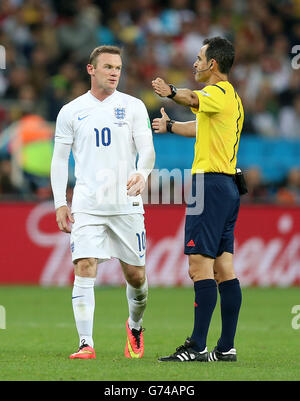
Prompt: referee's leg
<box><xmin>213</xmin><ymin>252</ymin><xmax>242</xmax><ymax>353</ymax></box>
<box><xmin>188</xmin><ymin>254</ymin><xmax>217</xmax><ymax>352</ymax></box>
<box><xmin>213</xmin><ymin>252</ymin><xmax>236</xmax><ymax>283</ymax></box>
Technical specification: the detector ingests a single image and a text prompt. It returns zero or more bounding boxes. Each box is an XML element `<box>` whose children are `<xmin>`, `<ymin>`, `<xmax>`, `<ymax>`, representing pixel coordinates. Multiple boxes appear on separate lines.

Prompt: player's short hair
<box><xmin>89</xmin><ymin>45</ymin><xmax>122</xmax><ymax>67</ymax></box>
<box><xmin>203</xmin><ymin>37</ymin><xmax>235</xmax><ymax>74</ymax></box>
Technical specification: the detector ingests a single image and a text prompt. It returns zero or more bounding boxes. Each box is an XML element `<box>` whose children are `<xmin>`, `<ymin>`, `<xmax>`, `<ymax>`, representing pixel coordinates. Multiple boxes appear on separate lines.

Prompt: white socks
<box><xmin>72</xmin><ymin>275</ymin><xmax>148</xmax><ymax>347</ymax></box>
<box><xmin>126</xmin><ymin>278</ymin><xmax>148</xmax><ymax>331</ymax></box>
<box><xmin>72</xmin><ymin>275</ymin><xmax>96</xmax><ymax>348</ymax></box>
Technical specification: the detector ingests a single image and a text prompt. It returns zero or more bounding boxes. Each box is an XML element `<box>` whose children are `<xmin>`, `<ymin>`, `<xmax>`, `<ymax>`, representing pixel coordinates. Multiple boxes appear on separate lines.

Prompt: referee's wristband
<box><xmin>167</xmin><ymin>84</ymin><xmax>177</xmax><ymax>98</ymax></box>
<box><xmin>166</xmin><ymin>119</ymin><xmax>175</xmax><ymax>133</ymax></box>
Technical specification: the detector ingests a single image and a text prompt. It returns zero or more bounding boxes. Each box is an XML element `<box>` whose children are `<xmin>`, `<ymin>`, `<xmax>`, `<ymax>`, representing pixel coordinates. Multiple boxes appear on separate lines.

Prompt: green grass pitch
<box><xmin>0</xmin><ymin>285</ymin><xmax>299</xmax><ymax>381</ymax></box>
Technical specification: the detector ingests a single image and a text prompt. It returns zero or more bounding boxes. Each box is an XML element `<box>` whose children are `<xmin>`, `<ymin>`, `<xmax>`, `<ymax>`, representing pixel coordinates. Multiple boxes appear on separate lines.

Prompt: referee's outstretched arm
<box><xmin>152</xmin><ymin>77</ymin><xmax>199</xmax><ymax>108</ymax></box>
<box><xmin>152</xmin><ymin>107</ymin><xmax>196</xmax><ymax>137</ymax></box>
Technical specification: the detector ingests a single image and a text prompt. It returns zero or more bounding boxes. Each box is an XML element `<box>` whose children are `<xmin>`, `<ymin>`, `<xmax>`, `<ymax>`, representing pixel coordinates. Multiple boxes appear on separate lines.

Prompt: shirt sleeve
<box><xmin>50</xmin><ymin>142</ymin><xmax>71</xmax><ymax>209</ymax></box>
<box><xmin>131</xmin><ymin>99</ymin><xmax>155</xmax><ymax>181</ymax></box>
<box><xmin>190</xmin><ymin>85</ymin><xmax>226</xmax><ymax>114</ymax></box>
<box><xmin>134</xmin><ymin>135</ymin><xmax>156</xmax><ymax>181</ymax></box>
<box><xmin>132</xmin><ymin>99</ymin><xmax>153</xmax><ymax>138</ymax></box>
<box><xmin>54</xmin><ymin>106</ymin><xmax>74</xmax><ymax>144</ymax></box>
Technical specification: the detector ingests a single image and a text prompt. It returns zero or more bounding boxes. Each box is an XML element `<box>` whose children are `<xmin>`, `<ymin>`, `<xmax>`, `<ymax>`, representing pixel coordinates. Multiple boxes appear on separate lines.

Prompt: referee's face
<box><xmin>88</xmin><ymin>53</ymin><xmax>122</xmax><ymax>92</ymax></box>
<box><xmin>193</xmin><ymin>45</ymin><xmax>211</xmax><ymax>83</ymax></box>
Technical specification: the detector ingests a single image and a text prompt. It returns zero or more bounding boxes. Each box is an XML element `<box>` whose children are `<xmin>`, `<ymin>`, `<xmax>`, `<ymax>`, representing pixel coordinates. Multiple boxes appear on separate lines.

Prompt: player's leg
<box><xmin>69</xmin><ymin>214</ymin><xmax>111</xmax><ymax>359</ymax></box>
<box><xmin>121</xmin><ymin>261</ymin><xmax>148</xmax><ymax>331</ymax></box>
<box><xmin>121</xmin><ymin>261</ymin><xmax>148</xmax><ymax>358</ymax></box>
<box><xmin>209</xmin><ymin>252</ymin><xmax>242</xmax><ymax>361</ymax></box>
<box><xmin>73</xmin><ymin>257</ymin><xmax>98</xmax><ymax>347</ymax></box>
<box><xmin>69</xmin><ymin>257</ymin><xmax>97</xmax><ymax>359</ymax></box>
<box><xmin>107</xmin><ymin>213</ymin><xmax>148</xmax><ymax>358</ymax></box>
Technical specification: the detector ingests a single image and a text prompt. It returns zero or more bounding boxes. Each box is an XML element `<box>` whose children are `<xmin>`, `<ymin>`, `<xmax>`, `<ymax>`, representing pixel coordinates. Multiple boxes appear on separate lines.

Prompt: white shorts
<box><xmin>70</xmin><ymin>213</ymin><xmax>146</xmax><ymax>266</ymax></box>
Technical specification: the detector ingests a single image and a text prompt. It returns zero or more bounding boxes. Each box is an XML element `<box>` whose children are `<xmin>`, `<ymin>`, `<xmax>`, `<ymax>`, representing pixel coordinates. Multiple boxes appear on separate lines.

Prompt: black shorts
<box><xmin>184</xmin><ymin>173</ymin><xmax>240</xmax><ymax>258</ymax></box>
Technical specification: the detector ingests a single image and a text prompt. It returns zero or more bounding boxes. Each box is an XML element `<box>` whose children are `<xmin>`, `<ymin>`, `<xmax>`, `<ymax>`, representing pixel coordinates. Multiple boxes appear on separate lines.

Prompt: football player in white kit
<box><xmin>50</xmin><ymin>46</ymin><xmax>155</xmax><ymax>359</ymax></box>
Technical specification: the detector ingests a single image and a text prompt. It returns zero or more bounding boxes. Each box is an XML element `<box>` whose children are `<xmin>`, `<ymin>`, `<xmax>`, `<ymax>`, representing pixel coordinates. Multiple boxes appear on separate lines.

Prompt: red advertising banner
<box><xmin>0</xmin><ymin>202</ymin><xmax>299</xmax><ymax>286</ymax></box>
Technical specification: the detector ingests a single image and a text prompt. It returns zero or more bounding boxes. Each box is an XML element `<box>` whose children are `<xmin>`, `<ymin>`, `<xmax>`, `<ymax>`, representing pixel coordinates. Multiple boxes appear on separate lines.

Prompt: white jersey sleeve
<box><xmin>131</xmin><ymin>100</ymin><xmax>155</xmax><ymax>181</ymax></box>
<box><xmin>132</xmin><ymin>99</ymin><xmax>152</xmax><ymax>138</ymax></box>
<box><xmin>54</xmin><ymin>106</ymin><xmax>74</xmax><ymax>145</ymax></box>
<box><xmin>50</xmin><ymin>142</ymin><xmax>72</xmax><ymax>209</ymax></box>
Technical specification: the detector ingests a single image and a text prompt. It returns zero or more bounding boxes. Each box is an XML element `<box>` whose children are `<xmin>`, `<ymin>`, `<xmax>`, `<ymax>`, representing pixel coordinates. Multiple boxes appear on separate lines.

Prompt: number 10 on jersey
<box><xmin>136</xmin><ymin>231</ymin><xmax>146</xmax><ymax>253</ymax></box>
<box><xmin>94</xmin><ymin>127</ymin><xmax>111</xmax><ymax>147</ymax></box>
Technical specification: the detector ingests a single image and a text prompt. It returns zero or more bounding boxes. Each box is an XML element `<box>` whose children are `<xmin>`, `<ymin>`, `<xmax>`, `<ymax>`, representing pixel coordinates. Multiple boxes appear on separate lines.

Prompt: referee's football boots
<box><xmin>158</xmin><ymin>337</ymin><xmax>208</xmax><ymax>362</ymax></box>
<box><xmin>208</xmin><ymin>346</ymin><xmax>237</xmax><ymax>362</ymax></box>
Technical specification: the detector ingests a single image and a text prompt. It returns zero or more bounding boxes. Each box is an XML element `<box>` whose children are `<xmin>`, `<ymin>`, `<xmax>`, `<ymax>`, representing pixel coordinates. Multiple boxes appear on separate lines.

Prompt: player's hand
<box><xmin>55</xmin><ymin>205</ymin><xmax>74</xmax><ymax>233</ymax></box>
<box><xmin>127</xmin><ymin>173</ymin><xmax>146</xmax><ymax>197</ymax></box>
<box><xmin>152</xmin><ymin>77</ymin><xmax>172</xmax><ymax>97</ymax></box>
<box><xmin>152</xmin><ymin>107</ymin><xmax>170</xmax><ymax>133</ymax></box>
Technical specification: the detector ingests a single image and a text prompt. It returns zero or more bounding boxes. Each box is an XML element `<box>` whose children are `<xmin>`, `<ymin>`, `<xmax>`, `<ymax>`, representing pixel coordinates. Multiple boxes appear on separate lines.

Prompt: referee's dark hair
<box><xmin>203</xmin><ymin>37</ymin><xmax>235</xmax><ymax>74</ymax></box>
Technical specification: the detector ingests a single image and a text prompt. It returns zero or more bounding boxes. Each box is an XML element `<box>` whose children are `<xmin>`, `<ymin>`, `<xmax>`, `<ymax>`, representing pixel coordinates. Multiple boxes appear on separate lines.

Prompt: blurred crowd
<box><xmin>0</xmin><ymin>0</ymin><xmax>299</xmax><ymax>204</ymax></box>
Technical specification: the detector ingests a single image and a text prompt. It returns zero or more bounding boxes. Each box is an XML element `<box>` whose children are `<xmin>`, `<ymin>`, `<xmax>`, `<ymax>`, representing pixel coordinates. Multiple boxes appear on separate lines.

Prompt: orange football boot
<box><xmin>125</xmin><ymin>318</ymin><xmax>144</xmax><ymax>359</ymax></box>
<box><xmin>69</xmin><ymin>340</ymin><xmax>96</xmax><ymax>359</ymax></box>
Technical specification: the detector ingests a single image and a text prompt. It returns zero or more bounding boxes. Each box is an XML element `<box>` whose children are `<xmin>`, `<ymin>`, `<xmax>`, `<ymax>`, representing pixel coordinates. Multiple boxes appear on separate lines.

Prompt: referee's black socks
<box><xmin>217</xmin><ymin>278</ymin><xmax>242</xmax><ymax>352</ymax></box>
<box><xmin>190</xmin><ymin>279</ymin><xmax>217</xmax><ymax>352</ymax></box>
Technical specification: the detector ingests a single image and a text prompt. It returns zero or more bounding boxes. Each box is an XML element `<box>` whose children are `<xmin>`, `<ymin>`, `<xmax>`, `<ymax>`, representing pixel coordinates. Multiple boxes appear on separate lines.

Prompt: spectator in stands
<box><xmin>279</xmin><ymin>93</ymin><xmax>300</xmax><ymax>139</ymax></box>
<box><xmin>242</xmin><ymin>167</ymin><xmax>270</xmax><ymax>203</ymax></box>
<box><xmin>5</xmin><ymin>66</ymin><xmax>31</xmax><ymax>100</ymax></box>
<box><xmin>0</xmin><ymin>155</ymin><xmax>20</xmax><ymax>198</ymax></box>
<box><xmin>279</xmin><ymin>70</ymin><xmax>300</xmax><ymax>108</ymax></box>
<box><xmin>0</xmin><ymin>0</ymin><xmax>299</xmax><ymax>201</ymax></box>
<box><xmin>9</xmin><ymin>113</ymin><xmax>54</xmax><ymax>199</ymax></box>
<box><xmin>56</xmin><ymin>6</ymin><xmax>99</xmax><ymax>63</ymax></box>
<box><xmin>251</xmin><ymin>83</ymin><xmax>278</xmax><ymax>137</ymax></box>
<box><xmin>276</xmin><ymin>168</ymin><xmax>300</xmax><ymax>205</ymax></box>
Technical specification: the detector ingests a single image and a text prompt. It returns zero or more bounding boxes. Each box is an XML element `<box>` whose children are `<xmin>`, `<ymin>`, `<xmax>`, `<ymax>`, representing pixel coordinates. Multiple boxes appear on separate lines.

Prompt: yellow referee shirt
<box><xmin>190</xmin><ymin>80</ymin><xmax>244</xmax><ymax>175</ymax></box>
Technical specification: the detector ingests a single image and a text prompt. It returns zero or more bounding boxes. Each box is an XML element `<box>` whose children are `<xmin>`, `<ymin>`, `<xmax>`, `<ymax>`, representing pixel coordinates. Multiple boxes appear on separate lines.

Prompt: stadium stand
<box><xmin>0</xmin><ymin>0</ymin><xmax>299</xmax><ymax>203</ymax></box>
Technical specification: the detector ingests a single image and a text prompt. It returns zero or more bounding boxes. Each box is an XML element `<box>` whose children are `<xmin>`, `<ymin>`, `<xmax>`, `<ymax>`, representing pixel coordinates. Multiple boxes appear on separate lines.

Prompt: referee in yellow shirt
<box><xmin>152</xmin><ymin>37</ymin><xmax>244</xmax><ymax>362</ymax></box>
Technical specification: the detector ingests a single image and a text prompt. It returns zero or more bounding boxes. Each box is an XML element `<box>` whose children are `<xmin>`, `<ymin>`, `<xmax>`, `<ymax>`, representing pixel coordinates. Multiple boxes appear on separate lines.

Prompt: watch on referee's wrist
<box><xmin>167</xmin><ymin>84</ymin><xmax>177</xmax><ymax>98</ymax></box>
<box><xmin>166</xmin><ymin>119</ymin><xmax>175</xmax><ymax>133</ymax></box>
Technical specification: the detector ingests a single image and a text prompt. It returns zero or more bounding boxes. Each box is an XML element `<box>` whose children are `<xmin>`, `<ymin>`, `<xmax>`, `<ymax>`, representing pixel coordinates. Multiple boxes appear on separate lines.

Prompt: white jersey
<box><xmin>54</xmin><ymin>90</ymin><xmax>153</xmax><ymax>215</ymax></box>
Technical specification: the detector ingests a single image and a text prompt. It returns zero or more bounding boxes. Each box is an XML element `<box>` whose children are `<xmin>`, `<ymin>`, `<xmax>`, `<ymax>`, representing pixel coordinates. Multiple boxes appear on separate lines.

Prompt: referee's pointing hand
<box><xmin>152</xmin><ymin>107</ymin><xmax>170</xmax><ymax>134</ymax></box>
<box><xmin>152</xmin><ymin>77</ymin><xmax>171</xmax><ymax>97</ymax></box>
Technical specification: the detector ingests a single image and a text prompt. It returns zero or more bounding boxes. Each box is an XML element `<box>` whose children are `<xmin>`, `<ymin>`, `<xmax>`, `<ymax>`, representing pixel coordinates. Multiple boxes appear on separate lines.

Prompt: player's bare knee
<box><xmin>126</xmin><ymin>269</ymin><xmax>146</xmax><ymax>288</ymax></box>
<box><xmin>74</xmin><ymin>258</ymin><xmax>97</xmax><ymax>277</ymax></box>
<box><xmin>121</xmin><ymin>261</ymin><xmax>146</xmax><ymax>288</ymax></box>
<box><xmin>128</xmin><ymin>274</ymin><xmax>145</xmax><ymax>288</ymax></box>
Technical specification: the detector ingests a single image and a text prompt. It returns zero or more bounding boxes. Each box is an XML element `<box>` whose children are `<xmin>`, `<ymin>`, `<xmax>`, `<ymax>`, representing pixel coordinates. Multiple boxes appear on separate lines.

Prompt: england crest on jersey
<box><xmin>114</xmin><ymin>107</ymin><xmax>126</xmax><ymax>126</ymax></box>
<box><xmin>114</xmin><ymin>107</ymin><xmax>126</xmax><ymax>120</ymax></box>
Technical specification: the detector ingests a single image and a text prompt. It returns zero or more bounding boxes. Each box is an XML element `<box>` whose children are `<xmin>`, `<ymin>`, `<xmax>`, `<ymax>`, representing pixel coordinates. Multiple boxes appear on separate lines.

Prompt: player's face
<box><xmin>193</xmin><ymin>45</ymin><xmax>211</xmax><ymax>83</ymax></box>
<box><xmin>89</xmin><ymin>53</ymin><xmax>122</xmax><ymax>91</ymax></box>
